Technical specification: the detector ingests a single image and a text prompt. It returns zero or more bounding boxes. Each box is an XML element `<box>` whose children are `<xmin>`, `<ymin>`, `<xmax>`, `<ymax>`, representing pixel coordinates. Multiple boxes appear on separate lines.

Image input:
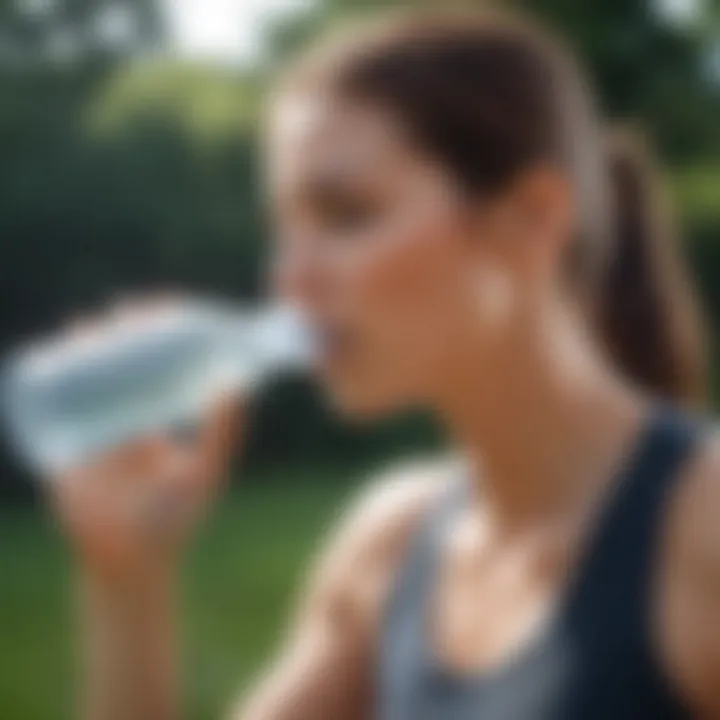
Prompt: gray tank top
<box><xmin>378</xmin><ymin>407</ymin><xmax>700</xmax><ymax>720</ymax></box>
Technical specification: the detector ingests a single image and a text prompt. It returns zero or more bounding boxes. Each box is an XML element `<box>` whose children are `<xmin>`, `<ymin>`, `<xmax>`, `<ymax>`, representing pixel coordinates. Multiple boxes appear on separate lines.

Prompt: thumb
<box><xmin>195</xmin><ymin>393</ymin><xmax>246</xmax><ymax>491</ymax></box>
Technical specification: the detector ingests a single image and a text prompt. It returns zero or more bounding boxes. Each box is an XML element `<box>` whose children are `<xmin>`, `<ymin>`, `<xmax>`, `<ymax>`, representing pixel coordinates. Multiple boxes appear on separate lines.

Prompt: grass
<box><xmin>0</xmin><ymin>466</ymin><xmax>361</xmax><ymax>720</ymax></box>
<box><xmin>674</xmin><ymin>165</ymin><xmax>720</xmax><ymax>226</ymax></box>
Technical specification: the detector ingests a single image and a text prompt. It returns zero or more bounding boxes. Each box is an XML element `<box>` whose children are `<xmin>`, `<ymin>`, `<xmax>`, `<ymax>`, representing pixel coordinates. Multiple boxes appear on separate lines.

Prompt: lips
<box><xmin>315</xmin><ymin>323</ymin><xmax>354</xmax><ymax>365</ymax></box>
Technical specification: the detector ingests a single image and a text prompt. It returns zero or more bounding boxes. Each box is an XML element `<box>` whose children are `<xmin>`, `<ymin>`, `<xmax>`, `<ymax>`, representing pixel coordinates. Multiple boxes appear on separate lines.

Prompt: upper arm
<box><xmin>228</xmin><ymin>460</ymin><xmax>449</xmax><ymax>720</ymax></box>
<box><xmin>659</xmin><ymin>431</ymin><xmax>720</xmax><ymax>716</ymax></box>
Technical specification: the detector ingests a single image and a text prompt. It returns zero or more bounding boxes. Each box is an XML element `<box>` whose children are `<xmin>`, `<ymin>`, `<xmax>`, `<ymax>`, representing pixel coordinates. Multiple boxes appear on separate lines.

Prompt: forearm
<box><xmin>229</xmin><ymin>646</ymin><xmax>371</xmax><ymax>720</ymax></box>
<box><xmin>78</xmin><ymin>569</ymin><xmax>182</xmax><ymax>720</ymax></box>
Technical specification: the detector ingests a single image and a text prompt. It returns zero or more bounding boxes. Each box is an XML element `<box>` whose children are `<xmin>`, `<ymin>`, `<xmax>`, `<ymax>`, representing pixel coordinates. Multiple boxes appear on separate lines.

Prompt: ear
<box><xmin>505</xmin><ymin>164</ymin><xmax>576</xmax><ymax>281</ymax></box>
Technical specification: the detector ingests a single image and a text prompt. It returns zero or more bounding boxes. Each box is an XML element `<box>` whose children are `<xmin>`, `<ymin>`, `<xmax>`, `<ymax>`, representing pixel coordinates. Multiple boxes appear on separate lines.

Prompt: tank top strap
<box><xmin>378</xmin><ymin>408</ymin><xmax>705</xmax><ymax>720</ymax></box>
<box><xmin>382</xmin><ymin>475</ymin><xmax>467</xmax><ymax>641</ymax></box>
<box><xmin>562</xmin><ymin>403</ymin><xmax>703</xmax><ymax>628</ymax></box>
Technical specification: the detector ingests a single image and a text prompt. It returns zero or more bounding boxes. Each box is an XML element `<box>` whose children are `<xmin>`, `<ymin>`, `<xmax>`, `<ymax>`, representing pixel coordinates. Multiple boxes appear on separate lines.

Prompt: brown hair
<box><xmin>282</xmin><ymin>7</ymin><xmax>707</xmax><ymax>405</ymax></box>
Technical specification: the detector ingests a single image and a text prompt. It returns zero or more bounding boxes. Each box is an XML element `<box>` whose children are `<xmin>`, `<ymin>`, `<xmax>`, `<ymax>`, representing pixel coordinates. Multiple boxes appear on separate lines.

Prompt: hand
<box><xmin>50</xmin><ymin>397</ymin><xmax>242</xmax><ymax>584</ymax></box>
<box><xmin>48</xmin><ymin>300</ymin><xmax>243</xmax><ymax>584</ymax></box>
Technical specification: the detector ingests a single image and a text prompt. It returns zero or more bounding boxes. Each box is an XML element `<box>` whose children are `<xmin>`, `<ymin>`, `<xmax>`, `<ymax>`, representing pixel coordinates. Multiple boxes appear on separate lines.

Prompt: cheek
<box><xmin>339</xmin><ymin>202</ymin><xmax>469</xmax><ymax>389</ymax></box>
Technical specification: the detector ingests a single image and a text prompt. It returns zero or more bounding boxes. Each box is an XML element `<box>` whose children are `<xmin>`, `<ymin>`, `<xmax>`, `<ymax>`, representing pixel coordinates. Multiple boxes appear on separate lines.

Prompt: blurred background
<box><xmin>0</xmin><ymin>0</ymin><xmax>718</xmax><ymax>717</ymax></box>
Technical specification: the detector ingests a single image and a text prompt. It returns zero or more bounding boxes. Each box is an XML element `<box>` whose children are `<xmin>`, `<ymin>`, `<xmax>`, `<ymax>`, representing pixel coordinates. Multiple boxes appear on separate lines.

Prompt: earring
<box><xmin>476</xmin><ymin>268</ymin><xmax>513</xmax><ymax>324</ymax></box>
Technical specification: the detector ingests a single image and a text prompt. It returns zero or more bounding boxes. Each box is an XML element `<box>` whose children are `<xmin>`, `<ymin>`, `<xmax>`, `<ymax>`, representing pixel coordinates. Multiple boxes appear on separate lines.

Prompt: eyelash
<box><xmin>322</xmin><ymin>200</ymin><xmax>377</xmax><ymax>233</ymax></box>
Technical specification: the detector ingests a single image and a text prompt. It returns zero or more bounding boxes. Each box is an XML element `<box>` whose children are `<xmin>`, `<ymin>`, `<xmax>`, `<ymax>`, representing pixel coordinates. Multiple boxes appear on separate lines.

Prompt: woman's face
<box><xmin>267</xmin><ymin>94</ymin><xmax>561</xmax><ymax>419</ymax></box>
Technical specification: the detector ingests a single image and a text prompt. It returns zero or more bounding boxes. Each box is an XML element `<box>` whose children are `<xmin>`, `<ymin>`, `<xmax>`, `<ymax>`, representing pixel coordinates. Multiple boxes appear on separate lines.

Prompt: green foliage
<box><xmin>0</xmin><ymin>469</ymin><xmax>356</xmax><ymax>720</ymax></box>
<box><xmin>270</xmin><ymin>0</ymin><xmax>720</xmax><ymax>162</ymax></box>
<box><xmin>0</xmin><ymin>55</ymin><xmax>442</xmax><ymax>490</ymax></box>
<box><xmin>675</xmin><ymin>165</ymin><xmax>720</xmax><ymax>225</ymax></box>
<box><xmin>0</xmin><ymin>1</ymin><xmax>718</xmax><ymax>716</ymax></box>
<box><xmin>0</xmin><ymin>0</ymin><xmax>162</xmax><ymax>63</ymax></box>
<box><xmin>0</xmin><ymin>62</ymin><xmax>263</xmax><ymax>328</ymax></box>
<box><xmin>0</xmin><ymin>0</ymin><xmax>718</xmax><ymax>493</ymax></box>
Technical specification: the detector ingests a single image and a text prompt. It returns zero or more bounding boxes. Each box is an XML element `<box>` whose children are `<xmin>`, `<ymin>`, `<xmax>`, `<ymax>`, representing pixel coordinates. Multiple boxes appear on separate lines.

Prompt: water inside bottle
<box><xmin>2</xmin><ymin>302</ymin><xmax>315</xmax><ymax>474</ymax></box>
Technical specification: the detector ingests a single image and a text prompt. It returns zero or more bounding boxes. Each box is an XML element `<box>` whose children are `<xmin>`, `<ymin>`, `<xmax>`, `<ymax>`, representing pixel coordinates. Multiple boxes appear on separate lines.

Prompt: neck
<box><xmin>437</xmin><ymin>303</ymin><xmax>646</xmax><ymax>530</ymax></box>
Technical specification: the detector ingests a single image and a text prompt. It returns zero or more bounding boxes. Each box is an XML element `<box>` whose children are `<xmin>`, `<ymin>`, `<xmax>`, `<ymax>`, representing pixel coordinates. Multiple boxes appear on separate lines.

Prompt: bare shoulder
<box><xmin>659</xmin><ymin>426</ymin><xmax>720</xmax><ymax>715</ymax></box>
<box><xmin>320</xmin><ymin>454</ymin><xmax>458</xmax><ymax>578</ymax></box>
<box><xmin>338</xmin><ymin>454</ymin><xmax>460</xmax><ymax>557</ymax></box>
<box><xmin>297</xmin><ymin>454</ymin><xmax>460</xmax><ymax>632</ymax></box>
<box><xmin>668</xmin><ymin>427</ymin><xmax>720</xmax><ymax>563</ymax></box>
<box><xmin>231</xmin><ymin>459</ymin><xmax>458</xmax><ymax>720</ymax></box>
<box><xmin>664</xmin><ymin>426</ymin><xmax>720</xmax><ymax>608</ymax></box>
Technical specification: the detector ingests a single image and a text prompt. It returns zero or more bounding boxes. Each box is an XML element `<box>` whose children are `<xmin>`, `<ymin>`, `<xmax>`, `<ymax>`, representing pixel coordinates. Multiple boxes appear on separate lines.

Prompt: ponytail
<box><xmin>597</xmin><ymin>128</ymin><xmax>708</xmax><ymax>406</ymax></box>
<box><xmin>289</xmin><ymin>8</ymin><xmax>709</xmax><ymax>407</ymax></box>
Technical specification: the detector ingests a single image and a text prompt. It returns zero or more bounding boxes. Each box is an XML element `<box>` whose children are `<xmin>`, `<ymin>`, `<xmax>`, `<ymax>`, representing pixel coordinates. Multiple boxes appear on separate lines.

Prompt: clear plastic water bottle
<box><xmin>2</xmin><ymin>299</ymin><xmax>316</xmax><ymax>475</ymax></box>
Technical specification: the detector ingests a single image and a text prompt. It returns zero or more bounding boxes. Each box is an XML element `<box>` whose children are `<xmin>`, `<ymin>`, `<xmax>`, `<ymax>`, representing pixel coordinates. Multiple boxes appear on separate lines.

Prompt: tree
<box><xmin>267</xmin><ymin>0</ymin><xmax>720</xmax><ymax>163</ymax></box>
<box><xmin>0</xmin><ymin>0</ymin><xmax>163</xmax><ymax>65</ymax></box>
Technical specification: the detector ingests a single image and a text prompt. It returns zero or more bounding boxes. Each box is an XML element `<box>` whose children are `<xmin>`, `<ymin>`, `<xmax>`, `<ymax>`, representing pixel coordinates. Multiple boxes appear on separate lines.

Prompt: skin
<box><xmin>52</xmin><ymin>94</ymin><xmax>720</xmax><ymax>720</ymax></box>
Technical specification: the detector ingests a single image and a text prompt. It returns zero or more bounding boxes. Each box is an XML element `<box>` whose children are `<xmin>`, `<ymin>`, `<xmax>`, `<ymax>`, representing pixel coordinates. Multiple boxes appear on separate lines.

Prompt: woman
<box><xmin>53</xmin><ymin>7</ymin><xmax>720</xmax><ymax>720</ymax></box>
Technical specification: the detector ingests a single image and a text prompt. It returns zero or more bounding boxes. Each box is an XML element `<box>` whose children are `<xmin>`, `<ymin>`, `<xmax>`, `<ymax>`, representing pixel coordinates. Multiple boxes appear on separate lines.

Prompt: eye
<box><xmin>317</xmin><ymin>192</ymin><xmax>381</xmax><ymax>235</ymax></box>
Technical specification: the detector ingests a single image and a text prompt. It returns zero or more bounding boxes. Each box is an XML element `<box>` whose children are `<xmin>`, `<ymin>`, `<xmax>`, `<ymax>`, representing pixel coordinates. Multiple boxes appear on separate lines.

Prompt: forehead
<box><xmin>267</xmin><ymin>93</ymin><xmax>425</xmax><ymax>191</ymax></box>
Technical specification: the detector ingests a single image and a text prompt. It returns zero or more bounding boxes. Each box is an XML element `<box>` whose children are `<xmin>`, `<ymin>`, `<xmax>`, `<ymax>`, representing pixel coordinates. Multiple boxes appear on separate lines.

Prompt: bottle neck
<box><xmin>221</xmin><ymin>304</ymin><xmax>315</xmax><ymax>388</ymax></box>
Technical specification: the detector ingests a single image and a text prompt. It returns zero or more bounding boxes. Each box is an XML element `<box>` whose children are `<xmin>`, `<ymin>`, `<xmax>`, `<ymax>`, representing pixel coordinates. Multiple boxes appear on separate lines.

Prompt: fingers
<box><xmin>107</xmin><ymin>291</ymin><xmax>181</xmax><ymax>326</ymax></box>
<box><xmin>50</xmin><ymin>438</ymin><xmax>171</xmax><ymax>531</ymax></box>
<box><xmin>50</xmin><ymin>290</ymin><xmax>242</xmax><ymax>528</ymax></box>
<box><xmin>195</xmin><ymin>394</ymin><xmax>245</xmax><ymax>491</ymax></box>
<box><xmin>51</xmin><ymin>392</ymin><xmax>243</xmax><ymax>498</ymax></box>
<box><xmin>56</xmin><ymin>436</ymin><xmax>174</xmax><ymax>485</ymax></box>
<box><xmin>51</xmin><ymin>435</ymin><xmax>193</xmax><ymax>547</ymax></box>
<box><xmin>62</xmin><ymin>290</ymin><xmax>182</xmax><ymax>343</ymax></box>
